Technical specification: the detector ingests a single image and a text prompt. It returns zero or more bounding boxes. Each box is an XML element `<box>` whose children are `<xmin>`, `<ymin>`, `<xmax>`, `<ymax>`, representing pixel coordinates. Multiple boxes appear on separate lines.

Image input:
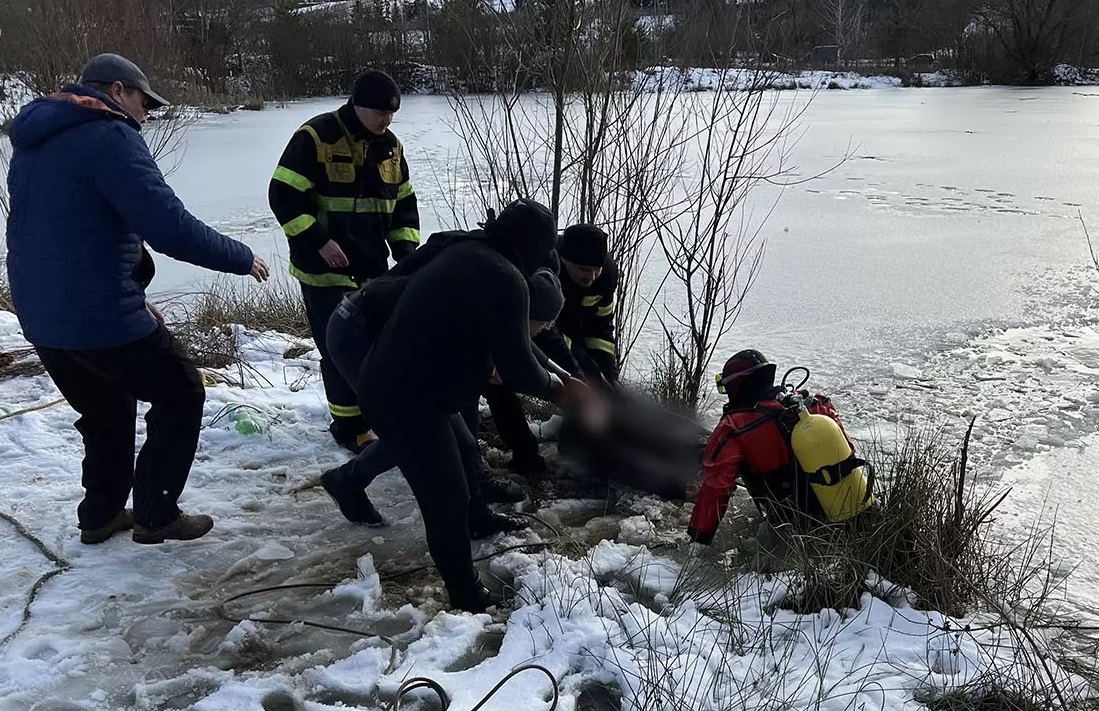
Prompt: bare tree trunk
<box><xmin>814</xmin><ymin>0</ymin><xmax>867</xmax><ymax>64</ymax></box>
<box><xmin>551</xmin><ymin>84</ymin><xmax>565</xmax><ymax>220</ymax></box>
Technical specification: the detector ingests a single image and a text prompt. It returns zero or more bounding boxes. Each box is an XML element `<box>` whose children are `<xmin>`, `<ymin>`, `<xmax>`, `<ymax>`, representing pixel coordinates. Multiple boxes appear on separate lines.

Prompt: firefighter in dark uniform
<box><xmin>482</xmin><ymin>223</ymin><xmax>619</xmax><ymax>477</ymax></box>
<box><xmin>555</xmin><ymin>223</ymin><xmax>619</xmax><ymax>386</ymax></box>
<box><xmin>268</xmin><ymin>70</ymin><xmax>419</xmax><ymax>453</ymax></box>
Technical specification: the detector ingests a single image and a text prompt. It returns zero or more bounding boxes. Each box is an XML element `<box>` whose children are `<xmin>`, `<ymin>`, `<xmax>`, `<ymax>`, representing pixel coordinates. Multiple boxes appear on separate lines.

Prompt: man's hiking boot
<box><xmin>80</xmin><ymin>509</ymin><xmax>134</xmax><ymax>544</ymax></box>
<box><xmin>133</xmin><ymin>513</ymin><xmax>214</xmax><ymax>544</ymax></box>
<box><xmin>469</xmin><ymin>509</ymin><xmax>528</xmax><ymax>540</ymax></box>
<box><xmin>329</xmin><ymin>420</ymin><xmax>376</xmax><ymax>455</ymax></box>
<box><xmin>479</xmin><ymin>473</ymin><xmax>527</xmax><ymax>504</ymax></box>
<box><xmin>321</xmin><ymin>469</ymin><xmax>386</xmax><ymax>527</ymax></box>
<box><xmin>447</xmin><ymin>579</ymin><xmax>505</xmax><ymax>614</ymax></box>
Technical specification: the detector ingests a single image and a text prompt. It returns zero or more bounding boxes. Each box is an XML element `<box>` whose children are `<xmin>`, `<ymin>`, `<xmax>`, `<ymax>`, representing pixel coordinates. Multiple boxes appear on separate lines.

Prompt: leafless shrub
<box><xmin>145</xmin><ymin>105</ymin><xmax>200</xmax><ymax>178</ymax></box>
<box><xmin>157</xmin><ymin>275</ymin><xmax>309</xmax><ymax>371</ymax></box>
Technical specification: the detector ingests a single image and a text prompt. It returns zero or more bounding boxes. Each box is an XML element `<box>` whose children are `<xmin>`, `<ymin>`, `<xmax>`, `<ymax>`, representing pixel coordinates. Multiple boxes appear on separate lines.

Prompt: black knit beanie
<box><xmin>484</xmin><ymin>199</ymin><xmax>558</xmax><ymax>277</ymax></box>
<box><xmin>352</xmin><ymin>70</ymin><xmax>401</xmax><ymax>111</ymax></box>
<box><xmin>559</xmin><ymin>224</ymin><xmax>608</xmax><ymax>267</ymax></box>
<box><xmin>529</xmin><ymin>268</ymin><xmax>564</xmax><ymax>322</ymax></box>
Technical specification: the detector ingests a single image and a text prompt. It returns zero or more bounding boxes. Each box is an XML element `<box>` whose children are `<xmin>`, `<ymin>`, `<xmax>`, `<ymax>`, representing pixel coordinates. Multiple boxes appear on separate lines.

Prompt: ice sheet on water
<box><xmin>837</xmin><ymin>310</ymin><xmax>1099</xmax><ymax>473</ymax></box>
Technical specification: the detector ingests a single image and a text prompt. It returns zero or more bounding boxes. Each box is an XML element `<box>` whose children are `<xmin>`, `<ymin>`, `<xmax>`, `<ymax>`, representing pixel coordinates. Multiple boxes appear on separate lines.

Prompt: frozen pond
<box><xmin>157</xmin><ymin>88</ymin><xmax>1099</xmax><ymax>377</ymax></box>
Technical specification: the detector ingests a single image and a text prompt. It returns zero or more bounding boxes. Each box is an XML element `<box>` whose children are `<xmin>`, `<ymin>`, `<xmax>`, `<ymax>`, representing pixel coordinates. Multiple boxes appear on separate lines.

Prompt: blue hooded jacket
<box><xmin>5</xmin><ymin>85</ymin><xmax>254</xmax><ymax>349</ymax></box>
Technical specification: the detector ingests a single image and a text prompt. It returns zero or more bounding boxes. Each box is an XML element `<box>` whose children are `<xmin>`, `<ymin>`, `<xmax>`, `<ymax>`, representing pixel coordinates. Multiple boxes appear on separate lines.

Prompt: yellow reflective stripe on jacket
<box><xmin>272</xmin><ymin>166</ymin><xmax>315</xmax><ymax>192</ymax></box>
<box><xmin>329</xmin><ymin>402</ymin><xmax>362</xmax><ymax>418</ymax></box>
<box><xmin>318</xmin><ymin>196</ymin><xmax>397</xmax><ymax>214</ymax></box>
<box><xmin>396</xmin><ymin>180</ymin><xmax>414</xmax><ymax>200</ymax></box>
<box><xmin>595</xmin><ymin>302</ymin><xmax>615</xmax><ymax>317</ymax></box>
<box><xmin>282</xmin><ymin>214</ymin><xmax>316</xmax><ymax>237</ymax></box>
<box><xmin>318</xmin><ymin>196</ymin><xmax>355</xmax><ymax>213</ymax></box>
<box><xmin>288</xmin><ymin>264</ymin><xmax>358</xmax><ymax>288</ymax></box>
<box><xmin>562</xmin><ymin>334</ymin><xmax>573</xmax><ymax>348</ymax></box>
<box><xmin>388</xmin><ymin>226</ymin><xmax>420</xmax><ymax>244</ymax></box>
<box><xmin>582</xmin><ymin>295</ymin><xmax>602</xmax><ymax>307</ymax></box>
<box><xmin>584</xmin><ymin>337</ymin><xmax>616</xmax><ymax>355</ymax></box>
<box><xmin>357</xmin><ymin>197</ymin><xmax>396</xmax><ymax>213</ymax></box>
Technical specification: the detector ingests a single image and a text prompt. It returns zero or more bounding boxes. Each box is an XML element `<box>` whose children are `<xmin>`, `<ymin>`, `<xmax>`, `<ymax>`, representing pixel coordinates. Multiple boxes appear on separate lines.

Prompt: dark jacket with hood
<box><xmin>5</xmin><ymin>85</ymin><xmax>254</xmax><ymax>349</ymax></box>
<box><xmin>359</xmin><ymin>222</ymin><xmax>558</xmax><ymax>415</ymax></box>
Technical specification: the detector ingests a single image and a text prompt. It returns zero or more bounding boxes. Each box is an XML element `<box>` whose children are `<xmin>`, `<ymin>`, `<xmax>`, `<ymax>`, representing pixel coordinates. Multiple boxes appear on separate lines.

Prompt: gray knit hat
<box><xmin>529</xmin><ymin>268</ymin><xmax>564</xmax><ymax>322</ymax></box>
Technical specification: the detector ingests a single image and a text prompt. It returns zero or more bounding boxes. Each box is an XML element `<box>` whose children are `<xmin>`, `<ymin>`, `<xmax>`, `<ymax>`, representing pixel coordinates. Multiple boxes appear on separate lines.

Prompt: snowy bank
<box><xmin>0</xmin><ymin>311</ymin><xmax>1092</xmax><ymax>709</ymax></box>
<box><xmin>632</xmin><ymin>64</ymin><xmax>1099</xmax><ymax>93</ymax></box>
<box><xmin>632</xmin><ymin>66</ymin><xmax>958</xmax><ymax>92</ymax></box>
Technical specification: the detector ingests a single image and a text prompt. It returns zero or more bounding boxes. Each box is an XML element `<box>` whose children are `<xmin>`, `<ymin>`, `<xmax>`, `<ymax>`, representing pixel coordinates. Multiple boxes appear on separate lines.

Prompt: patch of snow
<box><xmin>252</xmin><ymin>541</ymin><xmax>295</xmax><ymax>561</ymax></box>
<box><xmin>920</xmin><ymin>70</ymin><xmax>968</xmax><ymax>88</ymax></box>
<box><xmin>618</xmin><ymin>515</ymin><xmax>658</xmax><ymax>546</ymax></box>
<box><xmin>217</xmin><ymin>620</ymin><xmax>269</xmax><ymax>656</ymax></box>
<box><xmin>891</xmin><ymin>363</ymin><xmax>924</xmax><ymax>380</ymax></box>
<box><xmin>634</xmin><ymin>66</ymin><xmax>906</xmax><ymax>93</ymax></box>
<box><xmin>331</xmin><ymin>553</ymin><xmax>383</xmax><ymax>613</ymax></box>
<box><xmin>637</xmin><ymin>14</ymin><xmax>675</xmax><ymax>33</ymax></box>
<box><xmin>294</xmin><ymin>0</ymin><xmax>353</xmax><ymax>15</ymax></box>
<box><xmin>1</xmin><ymin>74</ymin><xmax>34</xmax><ymax>117</ymax></box>
<box><xmin>1052</xmin><ymin>64</ymin><xmax>1099</xmax><ymax>86</ymax></box>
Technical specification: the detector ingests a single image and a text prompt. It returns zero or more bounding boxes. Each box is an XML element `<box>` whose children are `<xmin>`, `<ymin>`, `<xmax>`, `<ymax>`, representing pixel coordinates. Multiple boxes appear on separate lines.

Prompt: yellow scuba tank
<box><xmin>789</xmin><ymin>405</ymin><xmax>872</xmax><ymax>522</ymax></box>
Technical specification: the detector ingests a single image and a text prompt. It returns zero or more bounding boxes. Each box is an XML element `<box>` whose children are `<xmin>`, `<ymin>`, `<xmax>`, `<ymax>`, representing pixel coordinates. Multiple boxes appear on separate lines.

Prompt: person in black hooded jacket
<box><xmin>320</xmin><ymin>265</ymin><xmax>568</xmax><ymax>522</ymax></box>
<box><xmin>354</xmin><ymin>200</ymin><xmax>592</xmax><ymax>612</ymax></box>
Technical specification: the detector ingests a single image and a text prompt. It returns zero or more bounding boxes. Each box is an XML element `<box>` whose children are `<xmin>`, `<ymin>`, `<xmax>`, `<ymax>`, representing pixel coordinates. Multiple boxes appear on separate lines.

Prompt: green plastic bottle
<box><xmin>229</xmin><ymin>408</ymin><xmax>262</xmax><ymax>435</ymax></box>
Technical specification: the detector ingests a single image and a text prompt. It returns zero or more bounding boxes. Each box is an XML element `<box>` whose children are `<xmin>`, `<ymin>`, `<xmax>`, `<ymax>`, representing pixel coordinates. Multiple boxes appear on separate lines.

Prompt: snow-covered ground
<box><xmin>1</xmin><ymin>310</ymin><xmax>1091</xmax><ymax>710</ymax></box>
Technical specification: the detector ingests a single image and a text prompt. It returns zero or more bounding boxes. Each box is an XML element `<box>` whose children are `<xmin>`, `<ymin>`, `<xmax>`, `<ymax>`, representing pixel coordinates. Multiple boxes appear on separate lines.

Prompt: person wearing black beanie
<box><xmin>558</xmin><ymin>224</ymin><xmax>609</xmax><ymax>272</ymax></box>
<box><xmin>269</xmin><ymin>68</ymin><xmax>420</xmax><ymax>454</ymax></box>
<box><xmin>352</xmin><ymin>70</ymin><xmax>401</xmax><ymax>113</ymax></box>
<box><xmin>556</xmin><ymin>224</ymin><xmax>620</xmax><ymax>388</ymax></box>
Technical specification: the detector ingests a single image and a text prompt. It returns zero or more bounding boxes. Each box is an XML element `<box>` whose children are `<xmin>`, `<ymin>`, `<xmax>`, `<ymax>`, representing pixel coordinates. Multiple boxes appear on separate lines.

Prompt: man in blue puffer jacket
<box><xmin>5</xmin><ymin>54</ymin><xmax>270</xmax><ymax>545</ymax></box>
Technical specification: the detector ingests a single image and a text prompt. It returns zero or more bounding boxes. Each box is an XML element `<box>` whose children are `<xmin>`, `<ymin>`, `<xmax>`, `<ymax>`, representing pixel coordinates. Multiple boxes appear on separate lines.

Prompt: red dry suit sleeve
<box><xmin>687</xmin><ymin>418</ymin><xmax>742</xmax><ymax>545</ymax></box>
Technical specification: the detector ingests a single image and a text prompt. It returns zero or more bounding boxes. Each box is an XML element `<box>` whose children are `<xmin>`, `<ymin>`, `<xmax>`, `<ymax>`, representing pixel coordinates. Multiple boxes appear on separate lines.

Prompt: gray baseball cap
<box><xmin>79</xmin><ymin>53</ymin><xmax>170</xmax><ymax>109</ymax></box>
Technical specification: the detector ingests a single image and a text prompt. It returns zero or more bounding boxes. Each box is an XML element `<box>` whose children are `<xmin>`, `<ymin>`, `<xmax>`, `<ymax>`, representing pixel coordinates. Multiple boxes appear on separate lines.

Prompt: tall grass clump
<box><xmin>162</xmin><ymin>275</ymin><xmax>309</xmax><ymax>370</ymax></box>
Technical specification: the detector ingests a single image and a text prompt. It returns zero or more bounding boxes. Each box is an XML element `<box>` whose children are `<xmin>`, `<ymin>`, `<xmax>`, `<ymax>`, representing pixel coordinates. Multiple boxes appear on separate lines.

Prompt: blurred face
<box><xmin>529</xmin><ymin>319</ymin><xmax>552</xmax><ymax>336</ymax></box>
<box><xmin>354</xmin><ymin>106</ymin><xmax>395</xmax><ymax>135</ymax></box>
<box><xmin>108</xmin><ymin>82</ymin><xmax>151</xmax><ymax>124</ymax></box>
<box><xmin>563</xmin><ymin>259</ymin><xmax>602</xmax><ymax>288</ymax></box>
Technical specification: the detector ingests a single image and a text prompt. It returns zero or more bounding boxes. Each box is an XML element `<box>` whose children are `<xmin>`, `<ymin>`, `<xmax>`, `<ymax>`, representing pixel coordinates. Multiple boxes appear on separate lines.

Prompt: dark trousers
<box><xmin>483</xmin><ymin>383</ymin><xmax>540</xmax><ymax>464</ymax></box>
<box><xmin>327</xmin><ymin>302</ymin><xmax>488</xmax><ymax>496</ymax></box>
<box><xmin>34</xmin><ymin>326</ymin><xmax>206</xmax><ymax>530</ymax></box>
<box><xmin>301</xmin><ymin>282</ymin><xmax>361</xmax><ymax>428</ymax></box>
<box><xmin>364</xmin><ymin>402</ymin><xmax>486</xmax><ymax>592</ymax></box>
